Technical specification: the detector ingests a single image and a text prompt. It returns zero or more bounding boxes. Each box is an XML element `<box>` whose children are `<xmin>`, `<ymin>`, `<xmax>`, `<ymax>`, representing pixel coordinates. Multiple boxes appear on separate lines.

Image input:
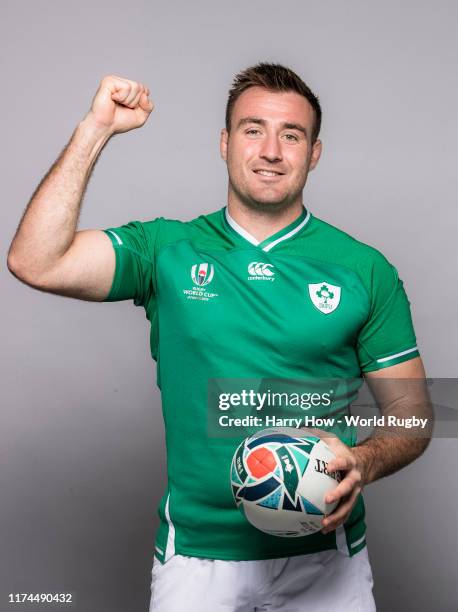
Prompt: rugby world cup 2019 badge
<box><xmin>191</xmin><ymin>263</ymin><xmax>214</xmax><ymax>286</ymax></box>
<box><xmin>308</xmin><ymin>282</ymin><xmax>341</xmax><ymax>314</ymax></box>
<box><xmin>183</xmin><ymin>263</ymin><xmax>219</xmax><ymax>301</ymax></box>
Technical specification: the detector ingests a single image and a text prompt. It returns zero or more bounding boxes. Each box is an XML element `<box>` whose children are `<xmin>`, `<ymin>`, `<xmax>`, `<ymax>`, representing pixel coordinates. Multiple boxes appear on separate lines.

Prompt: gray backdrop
<box><xmin>2</xmin><ymin>1</ymin><xmax>457</xmax><ymax>610</ymax></box>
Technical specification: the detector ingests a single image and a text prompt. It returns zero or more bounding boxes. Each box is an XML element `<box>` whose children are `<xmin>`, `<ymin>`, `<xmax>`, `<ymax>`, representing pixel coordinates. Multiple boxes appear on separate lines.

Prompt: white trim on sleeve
<box><xmin>376</xmin><ymin>346</ymin><xmax>418</xmax><ymax>364</ymax></box>
<box><xmin>164</xmin><ymin>493</ymin><xmax>176</xmax><ymax>562</ymax></box>
<box><xmin>106</xmin><ymin>230</ymin><xmax>123</xmax><ymax>245</ymax></box>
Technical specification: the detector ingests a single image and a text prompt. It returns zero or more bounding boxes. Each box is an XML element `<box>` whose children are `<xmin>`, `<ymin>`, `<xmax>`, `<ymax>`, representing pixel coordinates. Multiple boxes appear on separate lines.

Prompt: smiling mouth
<box><xmin>253</xmin><ymin>170</ymin><xmax>284</xmax><ymax>177</ymax></box>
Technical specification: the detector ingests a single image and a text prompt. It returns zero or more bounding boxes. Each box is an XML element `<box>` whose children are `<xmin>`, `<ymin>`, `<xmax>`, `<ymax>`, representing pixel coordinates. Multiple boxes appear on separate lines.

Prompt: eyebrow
<box><xmin>236</xmin><ymin>116</ymin><xmax>308</xmax><ymax>137</ymax></box>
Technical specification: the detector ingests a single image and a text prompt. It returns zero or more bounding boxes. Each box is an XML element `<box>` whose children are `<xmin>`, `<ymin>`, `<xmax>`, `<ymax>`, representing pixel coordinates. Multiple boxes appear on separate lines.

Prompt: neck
<box><xmin>226</xmin><ymin>199</ymin><xmax>304</xmax><ymax>243</ymax></box>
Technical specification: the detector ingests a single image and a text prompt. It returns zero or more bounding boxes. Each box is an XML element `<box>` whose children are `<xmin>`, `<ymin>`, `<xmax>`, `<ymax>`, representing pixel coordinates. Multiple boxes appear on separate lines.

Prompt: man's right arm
<box><xmin>7</xmin><ymin>75</ymin><xmax>154</xmax><ymax>301</ymax></box>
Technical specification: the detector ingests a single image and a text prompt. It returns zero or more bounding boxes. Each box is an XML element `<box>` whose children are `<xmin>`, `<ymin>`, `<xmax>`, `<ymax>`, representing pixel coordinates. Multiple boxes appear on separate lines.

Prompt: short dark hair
<box><xmin>225</xmin><ymin>62</ymin><xmax>322</xmax><ymax>143</ymax></box>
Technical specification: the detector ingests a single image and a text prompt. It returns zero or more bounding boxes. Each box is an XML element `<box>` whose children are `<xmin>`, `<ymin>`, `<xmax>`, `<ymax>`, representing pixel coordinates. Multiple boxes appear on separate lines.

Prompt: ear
<box><xmin>309</xmin><ymin>139</ymin><xmax>322</xmax><ymax>171</ymax></box>
<box><xmin>220</xmin><ymin>128</ymin><xmax>229</xmax><ymax>161</ymax></box>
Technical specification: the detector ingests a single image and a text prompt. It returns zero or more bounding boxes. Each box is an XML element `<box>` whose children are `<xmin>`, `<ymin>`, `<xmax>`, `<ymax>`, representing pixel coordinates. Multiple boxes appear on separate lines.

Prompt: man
<box><xmin>8</xmin><ymin>63</ymin><xmax>432</xmax><ymax>611</ymax></box>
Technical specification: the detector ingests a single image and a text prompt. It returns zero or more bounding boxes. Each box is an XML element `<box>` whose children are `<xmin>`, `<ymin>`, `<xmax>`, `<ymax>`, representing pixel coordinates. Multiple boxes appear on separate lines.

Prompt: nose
<box><xmin>259</xmin><ymin>132</ymin><xmax>283</xmax><ymax>163</ymax></box>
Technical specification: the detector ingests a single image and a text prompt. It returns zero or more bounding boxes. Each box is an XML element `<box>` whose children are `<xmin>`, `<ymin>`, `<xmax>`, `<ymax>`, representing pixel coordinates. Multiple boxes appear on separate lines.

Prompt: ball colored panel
<box><xmin>247</xmin><ymin>433</ymin><xmax>300</xmax><ymax>449</ymax></box>
<box><xmin>289</xmin><ymin>447</ymin><xmax>310</xmax><ymax>475</ymax></box>
<box><xmin>257</xmin><ymin>487</ymin><xmax>282</xmax><ymax>510</ymax></box>
<box><xmin>246</xmin><ymin>446</ymin><xmax>277</xmax><ymax>478</ymax></box>
<box><xmin>239</xmin><ymin>476</ymin><xmax>281</xmax><ymax>502</ymax></box>
<box><xmin>300</xmin><ymin>496</ymin><xmax>323</xmax><ymax>516</ymax></box>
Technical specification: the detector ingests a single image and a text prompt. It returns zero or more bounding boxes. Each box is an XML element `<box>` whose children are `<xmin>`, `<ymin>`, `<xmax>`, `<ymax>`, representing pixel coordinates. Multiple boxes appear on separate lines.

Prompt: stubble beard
<box><xmin>228</xmin><ymin>175</ymin><xmax>304</xmax><ymax>216</ymax></box>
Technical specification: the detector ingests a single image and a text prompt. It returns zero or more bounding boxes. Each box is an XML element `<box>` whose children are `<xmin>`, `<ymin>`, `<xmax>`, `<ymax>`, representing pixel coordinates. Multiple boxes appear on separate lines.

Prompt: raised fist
<box><xmin>85</xmin><ymin>75</ymin><xmax>154</xmax><ymax>135</ymax></box>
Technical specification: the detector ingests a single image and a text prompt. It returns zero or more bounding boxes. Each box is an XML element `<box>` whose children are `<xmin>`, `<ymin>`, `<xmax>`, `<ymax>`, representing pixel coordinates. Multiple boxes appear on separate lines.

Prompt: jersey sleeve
<box><xmin>102</xmin><ymin>219</ymin><xmax>161</xmax><ymax>307</ymax></box>
<box><xmin>356</xmin><ymin>253</ymin><xmax>419</xmax><ymax>372</ymax></box>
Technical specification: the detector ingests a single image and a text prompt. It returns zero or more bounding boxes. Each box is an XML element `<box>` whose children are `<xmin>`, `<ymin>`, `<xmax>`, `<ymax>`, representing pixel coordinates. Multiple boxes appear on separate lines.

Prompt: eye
<box><xmin>283</xmin><ymin>133</ymin><xmax>299</xmax><ymax>141</ymax></box>
<box><xmin>246</xmin><ymin>128</ymin><xmax>261</xmax><ymax>135</ymax></box>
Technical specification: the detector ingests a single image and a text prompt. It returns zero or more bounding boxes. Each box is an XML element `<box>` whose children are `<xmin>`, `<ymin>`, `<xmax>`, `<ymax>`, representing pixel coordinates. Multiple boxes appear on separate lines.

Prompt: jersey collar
<box><xmin>224</xmin><ymin>205</ymin><xmax>311</xmax><ymax>252</ymax></box>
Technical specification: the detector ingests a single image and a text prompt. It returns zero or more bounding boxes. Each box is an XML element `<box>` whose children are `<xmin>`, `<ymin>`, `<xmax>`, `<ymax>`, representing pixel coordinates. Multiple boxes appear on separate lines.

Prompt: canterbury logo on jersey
<box><xmin>191</xmin><ymin>263</ymin><xmax>214</xmax><ymax>286</ymax></box>
<box><xmin>248</xmin><ymin>262</ymin><xmax>275</xmax><ymax>281</ymax></box>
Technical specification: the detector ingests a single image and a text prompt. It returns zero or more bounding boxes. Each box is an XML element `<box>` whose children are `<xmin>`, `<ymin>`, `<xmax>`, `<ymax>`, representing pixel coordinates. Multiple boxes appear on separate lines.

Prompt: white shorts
<box><xmin>149</xmin><ymin>547</ymin><xmax>376</xmax><ymax>612</ymax></box>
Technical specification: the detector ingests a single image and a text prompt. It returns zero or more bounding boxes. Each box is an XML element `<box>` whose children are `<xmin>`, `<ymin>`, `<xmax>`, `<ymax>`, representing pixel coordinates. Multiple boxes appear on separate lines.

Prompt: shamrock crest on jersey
<box><xmin>308</xmin><ymin>282</ymin><xmax>341</xmax><ymax>314</ymax></box>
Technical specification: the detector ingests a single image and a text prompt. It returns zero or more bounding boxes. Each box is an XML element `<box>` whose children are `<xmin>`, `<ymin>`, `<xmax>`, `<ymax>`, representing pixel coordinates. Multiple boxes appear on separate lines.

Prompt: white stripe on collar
<box><xmin>225</xmin><ymin>207</ymin><xmax>310</xmax><ymax>251</ymax></box>
<box><xmin>225</xmin><ymin>208</ymin><xmax>260</xmax><ymax>246</ymax></box>
<box><xmin>263</xmin><ymin>210</ymin><xmax>311</xmax><ymax>252</ymax></box>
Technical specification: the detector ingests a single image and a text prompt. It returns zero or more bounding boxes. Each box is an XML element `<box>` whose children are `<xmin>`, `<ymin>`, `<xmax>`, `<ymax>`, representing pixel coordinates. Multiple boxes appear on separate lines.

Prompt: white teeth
<box><xmin>255</xmin><ymin>170</ymin><xmax>281</xmax><ymax>176</ymax></box>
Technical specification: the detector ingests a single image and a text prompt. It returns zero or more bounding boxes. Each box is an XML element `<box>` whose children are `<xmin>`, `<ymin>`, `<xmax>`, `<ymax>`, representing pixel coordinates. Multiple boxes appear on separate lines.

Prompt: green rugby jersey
<box><xmin>103</xmin><ymin>206</ymin><xmax>419</xmax><ymax>562</ymax></box>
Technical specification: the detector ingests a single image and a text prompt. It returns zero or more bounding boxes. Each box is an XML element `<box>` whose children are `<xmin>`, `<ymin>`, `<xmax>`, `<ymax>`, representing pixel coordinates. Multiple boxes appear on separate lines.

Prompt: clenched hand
<box><xmin>84</xmin><ymin>74</ymin><xmax>154</xmax><ymax>135</ymax></box>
